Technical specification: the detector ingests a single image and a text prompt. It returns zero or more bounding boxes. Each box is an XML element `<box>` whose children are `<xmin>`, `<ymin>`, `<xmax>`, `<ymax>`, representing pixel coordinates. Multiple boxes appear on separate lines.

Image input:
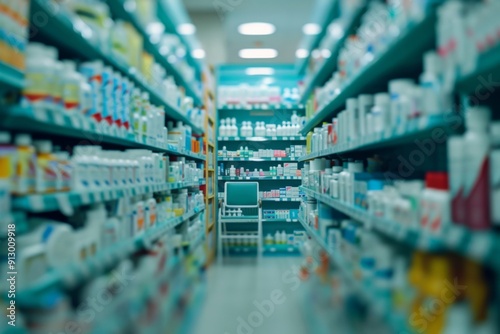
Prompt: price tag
<box><xmin>283</xmin><ymin>137</ymin><xmax>288</xmax><ymax>140</ymax></box>
<box><xmin>54</xmin><ymin>112</ymin><xmax>65</xmax><ymax>126</ymax></box>
<box><xmin>277</xmin><ymin>157</ymin><xmax>282</xmax><ymax>161</ymax></box>
<box><xmin>34</xmin><ymin>108</ymin><xmax>49</xmax><ymax>122</ymax></box>
<box><xmin>70</xmin><ymin>115</ymin><xmax>80</xmax><ymax>128</ymax></box>
<box><xmin>469</xmin><ymin>234</ymin><xmax>493</xmax><ymax>260</ymax></box>
<box><xmin>30</xmin><ymin>195</ymin><xmax>45</xmax><ymax>211</ymax></box>
<box><xmin>445</xmin><ymin>226</ymin><xmax>464</xmax><ymax>248</ymax></box>
<box><xmin>272</xmin><ymin>137</ymin><xmax>277</xmax><ymax>140</ymax></box>
<box><xmin>80</xmin><ymin>192</ymin><xmax>91</xmax><ymax>204</ymax></box>
<box><xmin>82</xmin><ymin>118</ymin><xmax>91</xmax><ymax>131</ymax></box>
<box><xmin>223</xmin><ymin>137</ymin><xmax>229</xmax><ymax>141</ymax></box>
<box><xmin>56</xmin><ymin>193</ymin><xmax>74</xmax><ymax>216</ymax></box>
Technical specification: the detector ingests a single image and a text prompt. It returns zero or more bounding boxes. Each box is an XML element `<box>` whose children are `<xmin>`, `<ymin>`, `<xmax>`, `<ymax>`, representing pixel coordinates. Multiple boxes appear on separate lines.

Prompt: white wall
<box><xmin>189</xmin><ymin>11</ymin><xmax>227</xmax><ymax>66</ymax></box>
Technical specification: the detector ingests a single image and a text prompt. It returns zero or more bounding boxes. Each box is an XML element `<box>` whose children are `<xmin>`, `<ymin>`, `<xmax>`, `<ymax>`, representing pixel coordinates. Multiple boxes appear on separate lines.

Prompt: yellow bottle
<box><xmin>306</xmin><ymin>131</ymin><xmax>313</xmax><ymax>154</ymax></box>
<box><xmin>34</xmin><ymin>140</ymin><xmax>57</xmax><ymax>193</ymax></box>
<box><xmin>14</xmin><ymin>134</ymin><xmax>35</xmax><ymax>194</ymax></box>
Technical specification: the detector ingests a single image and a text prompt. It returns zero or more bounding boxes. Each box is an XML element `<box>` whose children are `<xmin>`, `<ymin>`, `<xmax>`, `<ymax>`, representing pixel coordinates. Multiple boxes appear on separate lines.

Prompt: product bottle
<box><xmin>463</xmin><ymin>107</ymin><xmax>491</xmax><ymax>230</ymax></box>
<box><xmin>281</xmin><ymin>230</ymin><xmax>287</xmax><ymax>244</ymax></box>
<box><xmin>420</xmin><ymin>51</ymin><xmax>446</xmax><ymax>116</ymax></box>
<box><xmin>14</xmin><ymin>134</ymin><xmax>35</xmax><ymax>194</ymax></box>
<box><xmin>147</xmin><ymin>197</ymin><xmax>157</xmax><ymax>228</ymax></box>
<box><xmin>0</xmin><ymin>132</ymin><xmax>15</xmax><ymax>191</ymax></box>
<box><xmin>371</xmin><ymin>93</ymin><xmax>391</xmax><ymax>133</ymax></box>
<box><xmin>448</xmin><ymin>136</ymin><xmax>465</xmax><ymax>224</ymax></box>
<box><xmin>291</xmin><ymin>110</ymin><xmax>299</xmax><ymax>126</ymax></box>
<box><xmin>220</xmin><ymin>119</ymin><xmax>227</xmax><ymax>137</ymax></box>
<box><xmin>229</xmin><ymin>165</ymin><xmax>236</xmax><ymax>177</ymax></box>
<box><xmin>277</xmin><ymin>164</ymin><xmax>284</xmax><ymax>177</ymax></box>
<box><xmin>422</xmin><ymin>172</ymin><xmax>451</xmax><ymax>234</ymax></box>
<box><xmin>34</xmin><ymin>140</ymin><xmax>57</xmax><ymax>193</ymax></box>
<box><xmin>490</xmin><ymin>122</ymin><xmax>500</xmax><ymax>226</ymax></box>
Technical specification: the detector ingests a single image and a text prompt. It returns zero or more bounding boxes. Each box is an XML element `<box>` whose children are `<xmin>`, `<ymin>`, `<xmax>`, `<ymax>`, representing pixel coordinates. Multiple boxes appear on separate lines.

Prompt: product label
<box><xmin>36</xmin><ymin>157</ymin><xmax>57</xmax><ymax>193</ymax></box>
<box><xmin>63</xmin><ymin>83</ymin><xmax>80</xmax><ymax>112</ymax></box>
<box><xmin>23</xmin><ymin>72</ymin><xmax>49</xmax><ymax>103</ymax></box>
<box><xmin>465</xmin><ymin>158</ymin><xmax>491</xmax><ymax>229</ymax></box>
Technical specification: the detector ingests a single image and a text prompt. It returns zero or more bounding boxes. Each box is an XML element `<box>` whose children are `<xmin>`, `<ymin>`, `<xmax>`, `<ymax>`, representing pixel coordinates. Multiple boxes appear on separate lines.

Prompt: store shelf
<box><xmin>297</xmin><ymin>214</ymin><xmax>412</xmax><ymax>334</ymax></box>
<box><xmin>299</xmin><ymin>114</ymin><xmax>452</xmax><ymax>161</ymax></box>
<box><xmin>218</xmin><ymin>136</ymin><xmax>306</xmax><ymax>142</ymax></box>
<box><xmin>225</xmin><ymin>245</ymin><xmax>300</xmax><ymax>255</ymax></box>
<box><xmin>218</xmin><ymin>104</ymin><xmax>304</xmax><ymax>111</ymax></box>
<box><xmin>300</xmin><ymin>13</ymin><xmax>436</xmax><ymax>135</ymax></box>
<box><xmin>300</xmin><ymin>186</ymin><xmax>500</xmax><ymax>270</ymax></box>
<box><xmin>218</xmin><ymin>157</ymin><xmax>300</xmax><ymax>162</ymax></box>
<box><xmin>0</xmin><ymin>61</ymin><xmax>24</xmax><ymax>89</ymax></box>
<box><xmin>218</xmin><ymin>176</ymin><xmax>302</xmax><ymax>181</ymax></box>
<box><xmin>263</xmin><ymin>219</ymin><xmax>299</xmax><ymax>223</ymax></box>
<box><xmin>261</xmin><ymin>197</ymin><xmax>302</xmax><ymax>202</ymax></box>
<box><xmin>17</xmin><ymin>206</ymin><xmax>205</xmax><ymax>306</ymax></box>
<box><xmin>299</xmin><ymin>4</ymin><xmax>367</xmax><ymax>103</ymax></box>
<box><xmin>456</xmin><ymin>43</ymin><xmax>500</xmax><ymax>94</ymax></box>
<box><xmin>13</xmin><ymin>180</ymin><xmax>205</xmax><ymax>214</ymax></box>
<box><xmin>0</xmin><ymin>106</ymin><xmax>205</xmax><ymax>160</ymax></box>
<box><xmin>28</xmin><ymin>0</ymin><xmax>203</xmax><ymax>134</ymax></box>
<box><xmin>182</xmin><ymin>232</ymin><xmax>206</xmax><ymax>252</ymax></box>
<box><xmin>107</xmin><ymin>0</ymin><xmax>202</xmax><ymax>106</ymax></box>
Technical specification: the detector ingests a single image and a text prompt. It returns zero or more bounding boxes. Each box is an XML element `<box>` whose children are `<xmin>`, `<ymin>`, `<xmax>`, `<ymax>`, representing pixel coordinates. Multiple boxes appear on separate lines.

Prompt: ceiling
<box><xmin>183</xmin><ymin>0</ymin><xmax>317</xmax><ymax>65</ymax></box>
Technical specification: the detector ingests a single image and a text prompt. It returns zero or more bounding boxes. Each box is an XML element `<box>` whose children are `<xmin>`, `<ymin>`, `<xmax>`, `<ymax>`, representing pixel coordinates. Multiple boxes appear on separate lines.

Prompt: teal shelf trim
<box><xmin>12</xmin><ymin>181</ymin><xmax>206</xmax><ymax>214</ymax></box>
<box><xmin>217</xmin><ymin>136</ymin><xmax>306</xmax><ymax>142</ymax></box>
<box><xmin>29</xmin><ymin>0</ymin><xmax>203</xmax><ymax>133</ymax></box>
<box><xmin>107</xmin><ymin>0</ymin><xmax>203</xmax><ymax>106</ymax></box>
<box><xmin>218</xmin><ymin>104</ymin><xmax>305</xmax><ymax>111</ymax></box>
<box><xmin>16</xmin><ymin>206</ymin><xmax>205</xmax><ymax>307</ymax></box>
<box><xmin>299</xmin><ymin>114</ymin><xmax>453</xmax><ymax>161</ymax></box>
<box><xmin>261</xmin><ymin>197</ymin><xmax>302</xmax><ymax>202</ymax></box>
<box><xmin>225</xmin><ymin>245</ymin><xmax>300</xmax><ymax>255</ymax></box>
<box><xmin>455</xmin><ymin>43</ymin><xmax>500</xmax><ymax>94</ymax></box>
<box><xmin>0</xmin><ymin>61</ymin><xmax>24</xmax><ymax>89</ymax></box>
<box><xmin>218</xmin><ymin>176</ymin><xmax>302</xmax><ymax>181</ymax></box>
<box><xmin>263</xmin><ymin>219</ymin><xmax>299</xmax><ymax>223</ymax></box>
<box><xmin>297</xmin><ymin>214</ymin><xmax>413</xmax><ymax>334</ymax></box>
<box><xmin>299</xmin><ymin>4</ymin><xmax>368</xmax><ymax>104</ymax></box>
<box><xmin>300</xmin><ymin>13</ymin><xmax>436</xmax><ymax>135</ymax></box>
<box><xmin>0</xmin><ymin>107</ymin><xmax>206</xmax><ymax>160</ymax></box>
<box><xmin>218</xmin><ymin>157</ymin><xmax>300</xmax><ymax>162</ymax></box>
<box><xmin>300</xmin><ymin>186</ymin><xmax>500</xmax><ymax>270</ymax></box>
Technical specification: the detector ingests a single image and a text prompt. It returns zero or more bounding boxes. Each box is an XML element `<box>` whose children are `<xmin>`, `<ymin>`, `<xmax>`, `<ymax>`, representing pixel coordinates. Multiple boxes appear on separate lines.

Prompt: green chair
<box><xmin>218</xmin><ymin>182</ymin><xmax>262</xmax><ymax>263</ymax></box>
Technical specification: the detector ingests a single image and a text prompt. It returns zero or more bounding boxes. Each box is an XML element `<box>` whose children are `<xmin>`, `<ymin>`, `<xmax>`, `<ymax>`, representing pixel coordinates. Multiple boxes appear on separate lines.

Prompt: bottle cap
<box><xmin>346</xmin><ymin>98</ymin><xmax>357</xmax><ymax>110</ymax></box>
<box><xmin>423</xmin><ymin>51</ymin><xmax>442</xmax><ymax>75</ymax></box>
<box><xmin>15</xmin><ymin>134</ymin><xmax>32</xmax><ymax>146</ymax></box>
<box><xmin>466</xmin><ymin>106</ymin><xmax>491</xmax><ymax>130</ymax></box>
<box><xmin>358</xmin><ymin>94</ymin><xmax>373</xmax><ymax>106</ymax></box>
<box><xmin>34</xmin><ymin>140</ymin><xmax>52</xmax><ymax>153</ymax></box>
<box><xmin>0</xmin><ymin>132</ymin><xmax>11</xmax><ymax>143</ymax></box>
<box><xmin>374</xmin><ymin>93</ymin><xmax>390</xmax><ymax>106</ymax></box>
<box><xmin>425</xmin><ymin>172</ymin><xmax>449</xmax><ymax>190</ymax></box>
<box><xmin>389</xmin><ymin>79</ymin><xmax>414</xmax><ymax>94</ymax></box>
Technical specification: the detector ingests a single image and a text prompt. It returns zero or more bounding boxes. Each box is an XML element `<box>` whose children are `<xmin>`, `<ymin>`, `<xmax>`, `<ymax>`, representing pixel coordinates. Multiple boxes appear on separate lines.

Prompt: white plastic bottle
<box><xmin>277</xmin><ymin>164</ymin><xmax>284</xmax><ymax>177</ymax></box>
<box><xmin>420</xmin><ymin>51</ymin><xmax>445</xmax><ymax>116</ymax></box>
<box><xmin>463</xmin><ymin>107</ymin><xmax>491</xmax><ymax>230</ymax></box>
<box><xmin>347</xmin><ymin>160</ymin><xmax>364</xmax><ymax>206</ymax></box>
<box><xmin>371</xmin><ymin>93</ymin><xmax>391</xmax><ymax>133</ymax></box>
<box><xmin>220</xmin><ymin>119</ymin><xmax>227</xmax><ymax>137</ymax></box>
<box><xmin>291</xmin><ymin>110</ymin><xmax>299</xmax><ymax>126</ymax></box>
<box><xmin>229</xmin><ymin>165</ymin><xmax>236</xmax><ymax>177</ymax></box>
<box><xmin>231</xmin><ymin>118</ymin><xmax>238</xmax><ymax>137</ymax></box>
<box><xmin>339</xmin><ymin>161</ymin><xmax>350</xmax><ymax>203</ymax></box>
<box><xmin>274</xmin><ymin>230</ymin><xmax>281</xmax><ymax>244</ymax></box>
<box><xmin>61</xmin><ymin>60</ymin><xmax>83</xmax><ymax>115</ymax></box>
<box><xmin>448</xmin><ymin>136</ymin><xmax>465</xmax><ymax>224</ymax></box>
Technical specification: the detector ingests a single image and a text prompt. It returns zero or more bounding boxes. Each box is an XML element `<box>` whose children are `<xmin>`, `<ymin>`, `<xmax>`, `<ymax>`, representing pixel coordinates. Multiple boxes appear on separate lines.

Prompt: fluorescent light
<box><xmin>245</xmin><ymin>67</ymin><xmax>275</xmax><ymax>75</ymax></box>
<box><xmin>146</xmin><ymin>22</ymin><xmax>165</xmax><ymax>35</ymax></box>
<box><xmin>296</xmin><ymin>48</ymin><xmax>309</xmax><ymax>58</ymax></box>
<box><xmin>302</xmin><ymin>23</ymin><xmax>321</xmax><ymax>35</ymax></box>
<box><xmin>177</xmin><ymin>23</ymin><xmax>196</xmax><ymax>35</ymax></box>
<box><xmin>239</xmin><ymin>48</ymin><xmax>278</xmax><ymax>59</ymax></box>
<box><xmin>321</xmin><ymin>49</ymin><xmax>331</xmax><ymax>58</ymax></box>
<box><xmin>191</xmin><ymin>49</ymin><xmax>206</xmax><ymax>59</ymax></box>
<box><xmin>328</xmin><ymin>22</ymin><xmax>344</xmax><ymax>39</ymax></box>
<box><xmin>238</xmin><ymin>22</ymin><xmax>276</xmax><ymax>35</ymax></box>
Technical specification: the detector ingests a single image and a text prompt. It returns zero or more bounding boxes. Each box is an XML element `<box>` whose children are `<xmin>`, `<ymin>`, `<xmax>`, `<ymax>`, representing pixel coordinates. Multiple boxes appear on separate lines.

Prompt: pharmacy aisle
<box><xmin>0</xmin><ymin>0</ymin><xmax>215</xmax><ymax>333</ymax></box>
<box><xmin>216</xmin><ymin>65</ymin><xmax>308</xmax><ymax>260</ymax></box>
<box><xmin>294</xmin><ymin>0</ymin><xmax>500</xmax><ymax>333</ymax></box>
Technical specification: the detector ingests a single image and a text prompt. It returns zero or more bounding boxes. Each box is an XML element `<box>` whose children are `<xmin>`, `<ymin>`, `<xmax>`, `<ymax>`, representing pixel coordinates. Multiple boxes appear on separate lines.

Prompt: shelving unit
<box><xmin>218</xmin><ymin>104</ymin><xmax>304</xmax><ymax>111</ymax></box>
<box><xmin>297</xmin><ymin>215</ymin><xmax>411</xmax><ymax>334</ymax></box>
<box><xmin>17</xmin><ymin>206</ymin><xmax>205</xmax><ymax>306</ymax></box>
<box><xmin>300</xmin><ymin>12</ymin><xmax>437</xmax><ymax>134</ymax></box>
<box><xmin>28</xmin><ymin>0</ymin><xmax>203</xmax><ymax>133</ymax></box>
<box><xmin>300</xmin><ymin>187</ymin><xmax>500</xmax><ymax>269</ymax></box>
<box><xmin>218</xmin><ymin>136</ymin><xmax>306</xmax><ymax>142</ymax></box>
<box><xmin>107</xmin><ymin>0</ymin><xmax>202</xmax><ymax>105</ymax></box>
<box><xmin>299</xmin><ymin>3</ymin><xmax>368</xmax><ymax>104</ymax></box>
<box><xmin>0</xmin><ymin>106</ymin><xmax>206</xmax><ymax>160</ymax></box>
<box><xmin>12</xmin><ymin>180</ymin><xmax>205</xmax><ymax>214</ymax></box>
<box><xmin>218</xmin><ymin>176</ymin><xmax>302</xmax><ymax>181</ymax></box>
<box><xmin>218</xmin><ymin>157</ymin><xmax>300</xmax><ymax>162</ymax></box>
<box><xmin>0</xmin><ymin>61</ymin><xmax>25</xmax><ymax>89</ymax></box>
<box><xmin>299</xmin><ymin>114</ymin><xmax>454</xmax><ymax>161</ymax></box>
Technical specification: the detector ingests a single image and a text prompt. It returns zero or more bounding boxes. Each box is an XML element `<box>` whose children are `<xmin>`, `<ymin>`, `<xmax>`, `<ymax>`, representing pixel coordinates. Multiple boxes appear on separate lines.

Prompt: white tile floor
<box><xmin>193</xmin><ymin>257</ymin><xmax>310</xmax><ymax>334</ymax></box>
